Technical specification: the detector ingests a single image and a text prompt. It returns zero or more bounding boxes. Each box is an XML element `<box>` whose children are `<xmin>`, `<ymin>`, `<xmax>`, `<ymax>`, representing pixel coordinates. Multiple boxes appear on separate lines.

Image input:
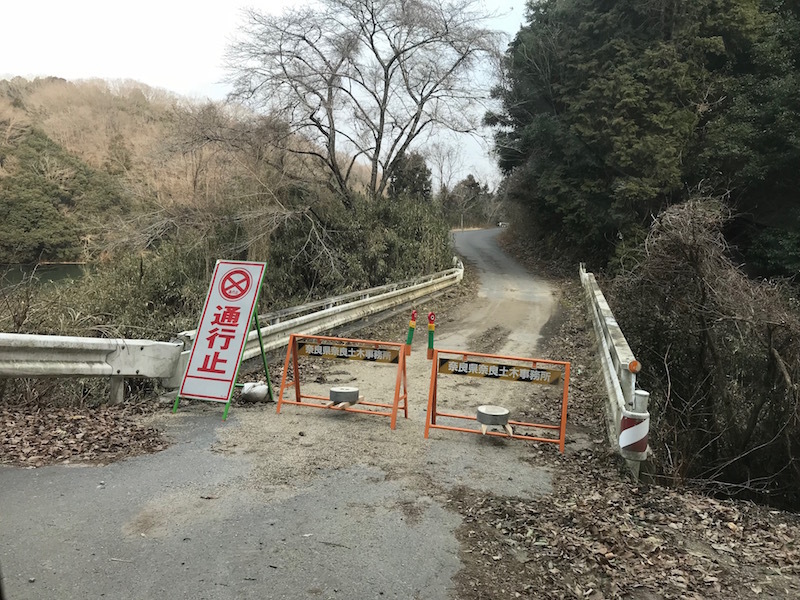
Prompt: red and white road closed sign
<box><xmin>179</xmin><ymin>261</ymin><xmax>266</xmax><ymax>403</ymax></box>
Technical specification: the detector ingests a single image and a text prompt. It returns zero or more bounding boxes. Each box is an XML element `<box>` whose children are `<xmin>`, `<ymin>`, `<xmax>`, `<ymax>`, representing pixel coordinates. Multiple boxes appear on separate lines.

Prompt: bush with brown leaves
<box><xmin>611</xmin><ymin>199</ymin><xmax>800</xmax><ymax>508</ymax></box>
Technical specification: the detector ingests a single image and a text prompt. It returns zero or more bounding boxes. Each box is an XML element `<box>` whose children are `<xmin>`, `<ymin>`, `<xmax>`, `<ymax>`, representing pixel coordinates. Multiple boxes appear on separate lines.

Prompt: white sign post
<box><xmin>173</xmin><ymin>260</ymin><xmax>267</xmax><ymax>419</ymax></box>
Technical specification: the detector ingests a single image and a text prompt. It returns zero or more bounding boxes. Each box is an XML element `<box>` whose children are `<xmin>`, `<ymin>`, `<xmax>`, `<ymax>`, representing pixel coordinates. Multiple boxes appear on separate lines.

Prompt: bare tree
<box><xmin>426</xmin><ymin>140</ymin><xmax>464</xmax><ymax>195</ymax></box>
<box><xmin>225</xmin><ymin>0</ymin><xmax>501</xmax><ymax>207</ymax></box>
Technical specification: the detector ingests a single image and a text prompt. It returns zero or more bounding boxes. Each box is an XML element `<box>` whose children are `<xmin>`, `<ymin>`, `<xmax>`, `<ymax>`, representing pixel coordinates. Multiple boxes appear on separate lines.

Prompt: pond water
<box><xmin>0</xmin><ymin>263</ymin><xmax>88</xmax><ymax>287</ymax></box>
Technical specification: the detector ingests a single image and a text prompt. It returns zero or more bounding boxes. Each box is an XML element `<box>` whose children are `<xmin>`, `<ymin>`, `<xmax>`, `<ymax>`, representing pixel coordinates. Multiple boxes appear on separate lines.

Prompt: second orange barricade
<box><xmin>425</xmin><ymin>348</ymin><xmax>571</xmax><ymax>452</ymax></box>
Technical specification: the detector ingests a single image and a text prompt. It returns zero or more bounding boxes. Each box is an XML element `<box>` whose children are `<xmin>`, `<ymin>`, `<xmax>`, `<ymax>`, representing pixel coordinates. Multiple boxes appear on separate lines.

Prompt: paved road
<box><xmin>0</xmin><ymin>229</ymin><xmax>559</xmax><ymax>600</ymax></box>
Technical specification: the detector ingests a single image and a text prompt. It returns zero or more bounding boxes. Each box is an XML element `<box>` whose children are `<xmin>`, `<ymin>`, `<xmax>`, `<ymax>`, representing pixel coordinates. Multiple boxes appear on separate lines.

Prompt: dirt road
<box><xmin>0</xmin><ymin>228</ymin><xmax>567</xmax><ymax>599</ymax></box>
<box><xmin>446</xmin><ymin>228</ymin><xmax>556</xmax><ymax>356</ymax></box>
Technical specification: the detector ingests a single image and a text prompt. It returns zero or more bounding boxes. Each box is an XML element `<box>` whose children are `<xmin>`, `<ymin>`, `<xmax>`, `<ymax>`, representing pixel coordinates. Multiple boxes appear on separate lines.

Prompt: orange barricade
<box><xmin>277</xmin><ymin>334</ymin><xmax>408</xmax><ymax>429</ymax></box>
<box><xmin>425</xmin><ymin>348</ymin><xmax>571</xmax><ymax>452</ymax></box>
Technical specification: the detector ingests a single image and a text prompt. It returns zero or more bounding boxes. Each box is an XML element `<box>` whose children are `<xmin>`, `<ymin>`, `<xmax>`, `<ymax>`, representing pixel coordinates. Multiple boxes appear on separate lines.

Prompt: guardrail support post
<box><xmin>620</xmin><ymin>390</ymin><xmax>651</xmax><ymax>480</ymax></box>
<box><xmin>110</xmin><ymin>376</ymin><xmax>124</xmax><ymax>404</ymax></box>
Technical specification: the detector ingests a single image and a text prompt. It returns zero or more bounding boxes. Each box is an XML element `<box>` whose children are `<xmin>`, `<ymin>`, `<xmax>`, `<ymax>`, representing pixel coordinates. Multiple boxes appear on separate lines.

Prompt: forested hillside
<box><xmin>490</xmin><ymin>0</ymin><xmax>800</xmax><ymax>276</ymax></box>
<box><xmin>0</xmin><ymin>77</ymin><xmax>302</xmax><ymax>267</ymax></box>
<box><xmin>490</xmin><ymin>0</ymin><xmax>800</xmax><ymax>507</ymax></box>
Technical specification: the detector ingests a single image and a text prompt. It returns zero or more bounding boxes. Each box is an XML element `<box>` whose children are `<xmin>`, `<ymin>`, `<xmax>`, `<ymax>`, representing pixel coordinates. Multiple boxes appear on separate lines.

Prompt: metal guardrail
<box><xmin>579</xmin><ymin>264</ymin><xmax>650</xmax><ymax>474</ymax></box>
<box><xmin>256</xmin><ymin>269</ymin><xmax>459</xmax><ymax>326</ymax></box>
<box><xmin>0</xmin><ymin>333</ymin><xmax>182</xmax><ymax>403</ymax></box>
<box><xmin>0</xmin><ymin>264</ymin><xmax>464</xmax><ymax>399</ymax></box>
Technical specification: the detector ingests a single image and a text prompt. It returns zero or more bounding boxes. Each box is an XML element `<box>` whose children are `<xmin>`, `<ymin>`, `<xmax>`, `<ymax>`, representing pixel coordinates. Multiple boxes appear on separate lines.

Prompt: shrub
<box><xmin>264</xmin><ymin>195</ymin><xmax>453</xmax><ymax>306</ymax></box>
<box><xmin>611</xmin><ymin>199</ymin><xmax>800</xmax><ymax>508</ymax></box>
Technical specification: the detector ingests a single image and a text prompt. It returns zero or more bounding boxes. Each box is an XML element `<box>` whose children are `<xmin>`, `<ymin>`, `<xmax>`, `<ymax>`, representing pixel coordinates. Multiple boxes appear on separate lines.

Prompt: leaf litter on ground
<box><xmin>1</xmin><ymin>400</ymin><xmax>166</xmax><ymax>467</ymax></box>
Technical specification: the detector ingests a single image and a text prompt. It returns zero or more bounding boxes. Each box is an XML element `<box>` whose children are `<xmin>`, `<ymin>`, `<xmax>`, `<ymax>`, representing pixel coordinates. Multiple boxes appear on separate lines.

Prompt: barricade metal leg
<box><xmin>291</xmin><ymin>337</ymin><xmax>301</xmax><ymax>403</ymax></box>
<box><xmin>276</xmin><ymin>334</ymin><xmax>296</xmax><ymax>414</ymax></box>
<box><xmin>424</xmin><ymin>350</ymin><xmax>439</xmax><ymax>438</ymax></box>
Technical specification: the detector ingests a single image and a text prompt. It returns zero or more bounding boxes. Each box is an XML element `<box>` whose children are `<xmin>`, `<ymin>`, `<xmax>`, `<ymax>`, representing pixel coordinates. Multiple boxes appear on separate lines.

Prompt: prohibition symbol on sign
<box><xmin>220</xmin><ymin>269</ymin><xmax>252</xmax><ymax>301</ymax></box>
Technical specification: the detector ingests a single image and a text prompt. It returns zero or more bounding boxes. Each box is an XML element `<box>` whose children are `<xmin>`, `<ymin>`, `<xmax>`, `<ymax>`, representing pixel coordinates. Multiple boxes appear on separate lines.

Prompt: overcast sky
<box><xmin>2</xmin><ymin>0</ymin><xmax>529</xmax><ymax>184</ymax></box>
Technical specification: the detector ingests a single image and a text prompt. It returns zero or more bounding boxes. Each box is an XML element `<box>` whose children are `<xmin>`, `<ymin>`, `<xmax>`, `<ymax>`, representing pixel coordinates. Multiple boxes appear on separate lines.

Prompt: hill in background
<box><xmin>0</xmin><ymin>77</ymin><xmax>320</xmax><ymax>265</ymax></box>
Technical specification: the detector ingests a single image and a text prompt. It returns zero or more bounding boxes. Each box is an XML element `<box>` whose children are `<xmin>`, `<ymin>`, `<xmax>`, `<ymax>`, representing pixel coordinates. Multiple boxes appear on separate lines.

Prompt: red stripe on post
<box><xmin>620</xmin><ymin>416</ymin><xmax>648</xmax><ymax>452</ymax></box>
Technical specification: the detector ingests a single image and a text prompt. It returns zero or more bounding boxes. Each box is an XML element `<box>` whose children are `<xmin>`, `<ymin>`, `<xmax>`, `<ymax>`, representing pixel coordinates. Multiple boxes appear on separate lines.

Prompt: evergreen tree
<box><xmin>0</xmin><ymin>128</ymin><xmax>127</xmax><ymax>263</ymax></box>
<box><xmin>489</xmin><ymin>0</ymin><xmax>800</xmax><ymax>272</ymax></box>
<box><xmin>388</xmin><ymin>151</ymin><xmax>433</xmax><ymax>202</ymax></box>
<box><xmin>445</xmin><ymin>174</ymin><xmax>492</xmax><ymax>228</ymax></box>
